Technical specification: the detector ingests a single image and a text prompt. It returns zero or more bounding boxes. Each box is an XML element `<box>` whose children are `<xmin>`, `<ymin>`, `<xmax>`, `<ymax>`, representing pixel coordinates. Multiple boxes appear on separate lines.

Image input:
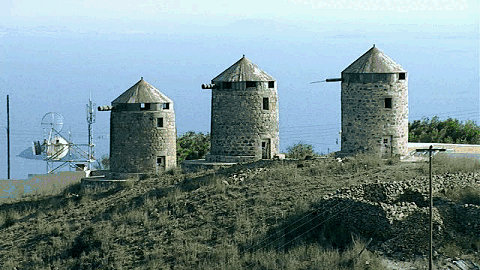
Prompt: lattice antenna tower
<box><xmin>34</xmin><ymin>112</ymin><xmax>93</xmax><ymax>174</ymax></box>
<box><xmin>86</xmin><ymin>96</ymin><xmax>96</xmax><ymax>170</ymax></box>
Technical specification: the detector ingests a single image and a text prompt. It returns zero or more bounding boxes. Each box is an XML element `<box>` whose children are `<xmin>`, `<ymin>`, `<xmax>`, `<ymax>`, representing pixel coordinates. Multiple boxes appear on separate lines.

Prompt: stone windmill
<box><xmin>99</xmin><ymin>77</ymin><xmax>176</xmax><ymax>177</ymax></box>
<box><xmin>328</xmin><ymin>45</ymin><xmax>408</xmax><ymax>157</ymax></box>
<box><xmin>202</xmin><ymin>56</ymin><xmax>279</xmax><ymax>163</ymax></box>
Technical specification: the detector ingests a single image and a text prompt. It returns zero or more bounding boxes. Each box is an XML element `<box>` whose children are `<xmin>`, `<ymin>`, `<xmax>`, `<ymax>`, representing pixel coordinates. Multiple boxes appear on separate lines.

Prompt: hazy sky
<box><xmin>2</xmin><ymin>0</ymin><xmax>476</xmax><ymax>25</ymax></box>
<box><xmin>0</xmin><ymin>0</ymin><xmax>479</xmax><ymax>179</ymax></box>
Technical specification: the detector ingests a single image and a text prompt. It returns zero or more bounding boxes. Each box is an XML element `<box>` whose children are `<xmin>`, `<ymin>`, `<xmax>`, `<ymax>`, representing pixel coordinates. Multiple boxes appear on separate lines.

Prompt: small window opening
<box><xmin>262</xmin><ymin>142</ymin><xmax>266</xmax><ymax>147</ymax></box>
<box><xmin>383</xmin><ymin>138</ymin><xmax>389</xmax><ymax>144</ymax></box>
<box><xmin>384</xmin><ymin>98</ymin><xmax>392</xmax><ymax>109</ymax></box>
<box><xmin>157</xmin><ymin>117</ymin><xmax>164</xmax><ymax>128</ymax></box>
<box><xmin>223</xmin><ymin>82</ymin><xmax>232</xmax><ymax>89</ymax></box>
<box><xmin>140</xmin><ymin>103</ymin><xmax>150</xmax><ymax>110</ymax></box>
<box><xmin>268</xmin><ymin>81</ymin><xmax>275</xmax><ymax>88</ymax></box>
<box><xmin>246</xmin><ymin>81</ymin><xmax>257</xmax><ymax>88</ymax></box>
<box><xmin>263</xmin><ymin>97</ymin><xmax>269</xmax><ymax>110</ymax></box>
<box><xmin>399</xmin><ymin>73</ymin><xmax>406</xmax><ymax>80</ymax></box>
<box><xmin>163</xmin><ymin>103</ymin><xmax>170</xmax><ymax>110</ymax></box>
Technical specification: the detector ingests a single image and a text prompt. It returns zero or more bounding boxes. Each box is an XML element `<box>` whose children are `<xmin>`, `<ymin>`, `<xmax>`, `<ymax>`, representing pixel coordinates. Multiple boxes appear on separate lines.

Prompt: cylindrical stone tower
<box><xmin>109</xmin><ymin>77</ymin><xmax>176</xmax><ymax>174</ymax></box>
<box><xmin>202</xmin><ymin>55</ymin><xmax>279</xmax><ymax>163</ymax></box>
<box><xmin>340</xmin><ymin>45</ymin><xmax>408</xmax><ymax>157</ymax></box>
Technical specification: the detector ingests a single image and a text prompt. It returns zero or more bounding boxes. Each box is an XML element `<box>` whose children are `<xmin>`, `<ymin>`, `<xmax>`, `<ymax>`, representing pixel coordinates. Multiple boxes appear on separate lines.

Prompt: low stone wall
<box><xmin>314</xmin><ymin>172</ymin><xmax>480</xmax><ymax>258</ymax></box>
<box><xmin>408</xmin><ymin>143</ymin><xmax>480</xmax><ymax>155</ymax></box>
<box><xmin>205</xmin><ymin>154</ymin><xmax>257</xmax><ymax>163</ymax></box>
<box><xmin>181</xmin><ymin>159</ymin><xmax>238</xmax><ymax>172</ymax></box>
<box><xmin>81</xmin><ymin>178</ymin><xmax>130</xmax><ymax>189</ymax></box>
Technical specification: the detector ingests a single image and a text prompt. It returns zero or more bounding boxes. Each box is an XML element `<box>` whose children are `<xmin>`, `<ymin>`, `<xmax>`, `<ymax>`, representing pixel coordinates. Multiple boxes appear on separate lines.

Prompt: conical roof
<box><xmin>112</xmin><ymin>78</ymin><xmax>172</xmax><ymax>104</ymax></box>
<box><xmin>212</xmin><ymin>55</ymin><xmax>275</xmax><ymax>82</ymax></box>
<box><xmin>342</xmin><ymin>46</ymin><xmax>406</xmax><ymax>74</ymax></box>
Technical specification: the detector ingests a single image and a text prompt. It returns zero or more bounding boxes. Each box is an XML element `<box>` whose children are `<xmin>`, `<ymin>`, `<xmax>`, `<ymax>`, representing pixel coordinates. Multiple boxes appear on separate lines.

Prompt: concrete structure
<box><xmin>101</xmin><ymin>77</ymin><xmax>176</xmax><ymax>176</ymax></box>
<box><xmin>202</xmin><ymin>56</ymin><xmax>279</xmax><ymax>163</ymax></box>
<box><xmin>333</xmin><ymin>46</ymin><xmax>408</xmax><ymax>157</ymax></box>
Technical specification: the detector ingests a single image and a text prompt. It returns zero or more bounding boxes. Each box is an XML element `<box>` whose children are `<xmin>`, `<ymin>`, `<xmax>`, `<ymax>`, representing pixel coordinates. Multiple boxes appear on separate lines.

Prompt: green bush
<box><xmin>444</xmin><ymin>185</ymin><xmax>480</xmax><ymax>205</ymax></box>
<box><xmin>459</xmin><ymin>186</ymin><xmax>480</xmax><ymax>205</ymax></box>
<box><xmin>286</xmin><ymin>142</ymin><xmax>316</xmax><ymax>159</ymax></box>
<box><xmin>177</xmin><ymin>131</ymin><xmax>210</xmax><ymax>162</ymax></box>
<box><xmin>93</xmin><ymin>154</ymin><xmax>110</xmax><ymax>170</ymax></box>
<box><xmin>409</xmin><ymin>117</ymin><xmax>480</xmax><ymax>144</ymax></box>
<box><xmin>2</xmin><ymin>211</ymin><xmax>17</xmax><ymax>228</ymax></box>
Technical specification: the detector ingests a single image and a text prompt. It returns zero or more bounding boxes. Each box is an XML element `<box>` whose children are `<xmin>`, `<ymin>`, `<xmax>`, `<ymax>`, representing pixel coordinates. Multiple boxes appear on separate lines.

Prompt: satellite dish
<box><xmin>41</xmin><ymin>112</ymin><xmax>64</xmax><ymax>136</ymax></box>
<box><xmin>38</xmin><ymin>112</ymin><xmax>69</xmax><ymax>160</ymax></box>
<box><xmin>24</xmin><ymin>108</ymin><xmax>95</xmax><ymax>174</ymax></box>
<box><xmin>45</xmin><ymin>136</ymin><xmax>69</xmax><ymax>160</ymax></box>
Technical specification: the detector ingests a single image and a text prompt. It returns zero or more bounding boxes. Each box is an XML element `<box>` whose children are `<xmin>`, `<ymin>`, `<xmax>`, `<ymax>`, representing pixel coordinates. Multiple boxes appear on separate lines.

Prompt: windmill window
<box><xmin>268</xmin><ymin>81</ymin><xmax>275</xmax><ymax>88</ymax></box>
<box><xmin>223</xmin><ymin>82</ymin><xmax>232</xmax><ymax>89</ymax></box>
<box><xmin>399</xmin><ymin>73</ymin><xmax>406</xmax><ymax>80</ymax></box>
<box><xmin>263</xmin><ymin>97</ymin><xmax>269</xmax><ymax>110</ymax></box>
<box><xmin>384</xmin><ymin>98</ymin><xmax>392</xmax><ymax>109</ymax></box>
<box><xmin>140</xmin><ymin>103</ymin><xmax>150</xmax><ymax>110</ymax></box>
<box><xmin>246</xmin><ymin>81</ymin><xmax>257</xmax><ymax>88</ymax></box>
<box><xmin>157</xmin><ymin>117</ymin><xmax>164</xmax><ymax>128</ymax></box>
<box><xmin>163</xmin><ymin>103</ymin><xmax>170</xmax><ymax>110</ymax></box>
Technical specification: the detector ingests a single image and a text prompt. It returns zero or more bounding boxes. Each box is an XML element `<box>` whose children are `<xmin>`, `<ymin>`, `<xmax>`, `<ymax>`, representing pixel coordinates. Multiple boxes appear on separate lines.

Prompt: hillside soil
<box><xmin>0</xmin><ymin>156</ymin><xmax>479</xmax><ymax>269</ymax></box>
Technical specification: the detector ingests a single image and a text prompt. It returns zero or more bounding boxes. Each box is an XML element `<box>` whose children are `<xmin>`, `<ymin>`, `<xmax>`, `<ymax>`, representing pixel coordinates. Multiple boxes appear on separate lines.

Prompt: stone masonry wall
<box><xmin>341</xmin><ymin>73</ymin><xmax>408</xmax><ymax>156</ymax></box>
<box><xmin>208</xmin><ymin>81</ymin><xmax>279</xmax><ymax>162</ymax></box>
<box><xmin>110</xmin><ymin>104</ymin><xmax>176</xmax><ymax>174</ymax></box>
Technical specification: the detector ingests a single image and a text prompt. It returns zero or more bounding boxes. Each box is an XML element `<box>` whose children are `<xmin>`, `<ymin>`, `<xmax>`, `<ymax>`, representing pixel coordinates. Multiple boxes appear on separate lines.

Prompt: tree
<box><xmin>286</xmin><ymin>142</ymin><xmax>316</xmax><ymax>159</ymax></box>
<box><xmin>409</xmin><ymin>117</ymin><xmax>480</xmax><ymax>144</ymax></box>
<box><xmin>177</xmin><ymin>131</ymin><xmax>210</xmax><ymax>162</ymax></box>
<box><xmin>93</xmin><ymin>154</ymin><xmax>110</xmax><ymax>170</ymax></box>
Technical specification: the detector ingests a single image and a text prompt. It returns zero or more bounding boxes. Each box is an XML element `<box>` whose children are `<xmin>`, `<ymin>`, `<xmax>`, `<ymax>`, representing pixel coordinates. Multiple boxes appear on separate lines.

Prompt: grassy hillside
<box><xmin>0</xmin><ymin>155</ymin><xmax>479</xmax><ymax>269</ymax></box>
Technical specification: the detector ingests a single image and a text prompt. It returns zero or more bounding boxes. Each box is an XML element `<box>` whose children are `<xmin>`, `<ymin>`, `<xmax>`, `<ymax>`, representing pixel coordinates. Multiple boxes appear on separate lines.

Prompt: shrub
<box><xmin>445</xmin><ymin>185</ymin><xmax>480</xmax><ymax>205</ymax></box>
<box><xmin>93</xmin><ymin>155</ymin><xmax>110</xmax><ymax>170</ymax></box>
<box><xmin>177</xmin><ymin>131</ymin><xmax>210</xmax><ymax>162</ymax></box>
<box><xmin>286</xmin><ymin>142</ymin><xmax>316</xmax><ymax>159</ymax></box>
<box><xmin>2</xmin><ymin>211</ymin><xmax>17</xmax><ymax>228</ymax></box>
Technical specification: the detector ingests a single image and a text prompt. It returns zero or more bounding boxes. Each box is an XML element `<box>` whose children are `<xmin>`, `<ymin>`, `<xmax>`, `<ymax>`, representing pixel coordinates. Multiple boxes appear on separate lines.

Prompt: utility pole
<box><xmin>6</xmin><ymin>95</ymin><xmax>10</xmax><ymax>179</ymax></box>
<box><xmin>415</xmin><ymin>145</ymin><xmax>446</xmax><ymax>270</ymax></box>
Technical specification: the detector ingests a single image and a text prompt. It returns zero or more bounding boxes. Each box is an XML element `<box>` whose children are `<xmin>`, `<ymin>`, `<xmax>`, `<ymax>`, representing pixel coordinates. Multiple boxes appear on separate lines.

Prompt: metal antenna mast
<box><xmin>86</xmin><ymin>96</ymin><xmax>96</xmax><ymax>170</ymax></box>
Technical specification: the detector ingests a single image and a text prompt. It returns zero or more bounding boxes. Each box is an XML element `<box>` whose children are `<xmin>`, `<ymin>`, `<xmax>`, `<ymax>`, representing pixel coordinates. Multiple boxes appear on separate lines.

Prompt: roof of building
<box><xmin>342</xmin><ymin>45</ymin><xmax>406</xmax><ymax>74</ymax></box>
<box><xmin>112</xmin><ymin>78</ymin><xmax>172</xmax><ymax>104</ymax></box>
<box><xmin>212</xmin><ymin>55</ymin><xmax>275</xmax><ymax>82</ymax></box>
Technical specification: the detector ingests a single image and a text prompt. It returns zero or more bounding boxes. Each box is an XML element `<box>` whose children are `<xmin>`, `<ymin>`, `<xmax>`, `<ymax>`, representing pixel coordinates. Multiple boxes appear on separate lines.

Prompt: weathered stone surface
<box><xmin>109</xmin><ymin>79</ymin><xmax>177</xmax><ymax>174</ymax></box>
<box><xmin>340</xmin><ymin>47</ymin><xmax>408</xmax><ymax>157</ymax></box>
<box><xmin>206</xmin><ymin>58</ymin><xmax>279</xmax><ymax>162</ymax></box>
<box><xmin>110</xmin><ymin>106</ymin><xmax>176</xmax><ymax>173</ymax></box>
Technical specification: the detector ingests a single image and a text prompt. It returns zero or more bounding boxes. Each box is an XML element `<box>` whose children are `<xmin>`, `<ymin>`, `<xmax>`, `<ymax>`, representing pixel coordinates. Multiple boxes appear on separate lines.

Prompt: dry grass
<box><xmin>0</xmin><ymin>155</ymin><xmax>479</xmax><ymax>269</ymax></box>
<box><xmin>423</xmin><ymin>153</ymin><xmax>480</xmax><ymax>174</ymax></box>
